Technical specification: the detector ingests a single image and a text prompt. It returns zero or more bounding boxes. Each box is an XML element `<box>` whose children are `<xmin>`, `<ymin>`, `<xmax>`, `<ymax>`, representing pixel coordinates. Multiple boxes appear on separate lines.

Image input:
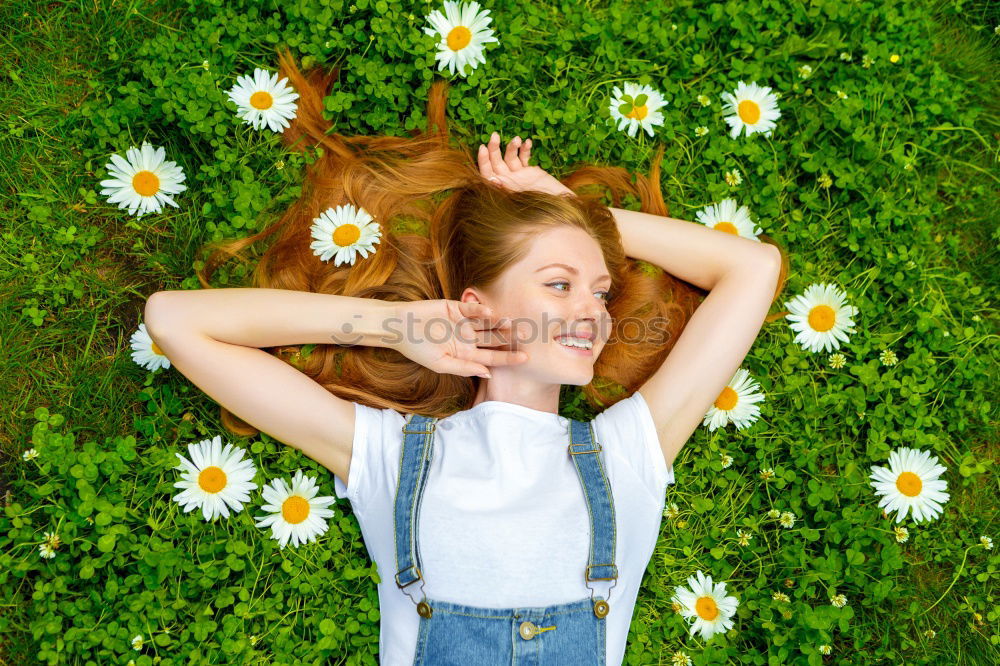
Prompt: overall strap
<box><xmin>568</xmin><ymin>418</ymin><xmax>618</xmax><ymax>618</ymax></box>
<box><xmin>394</xmin><ymin>413</ymin><xmax>437</xmax><ymax>617</ymax></box>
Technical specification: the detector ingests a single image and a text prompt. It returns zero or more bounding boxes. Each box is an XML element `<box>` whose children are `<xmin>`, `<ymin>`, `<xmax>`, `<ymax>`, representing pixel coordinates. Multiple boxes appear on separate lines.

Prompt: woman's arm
<box><xmin>145</xmin><ymin>288</ymin><xmax>398</xmax><ymax>348</ymax></box>
<box><xmin>606</xmin><ymin>208</ymin><xmax>782</xmax><ymax>469</ymax></box>
<box><xmin>609</xmin><ymin>206</ymin><xmax>771</xmax><ymax>290</ymax></box>
<box><xmin>142</xmin><ymin>289</ymin><xmax>399</xmax><ymax>484</ymax></box>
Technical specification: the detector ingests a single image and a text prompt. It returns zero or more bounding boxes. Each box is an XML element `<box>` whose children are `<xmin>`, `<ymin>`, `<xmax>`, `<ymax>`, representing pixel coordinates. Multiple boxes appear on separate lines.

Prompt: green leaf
<box><xmin>97</xmin><ymin>534</ymin><xmax>116</xmax><ymax>553</ymax></box>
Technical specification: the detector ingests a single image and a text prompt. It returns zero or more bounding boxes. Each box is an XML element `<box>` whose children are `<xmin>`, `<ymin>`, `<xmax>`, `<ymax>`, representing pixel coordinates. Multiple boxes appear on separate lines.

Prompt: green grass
<box><xmin>1</xmin><ymin>0</ymin><xmax>998</xmax><ymax>664</ymax></box>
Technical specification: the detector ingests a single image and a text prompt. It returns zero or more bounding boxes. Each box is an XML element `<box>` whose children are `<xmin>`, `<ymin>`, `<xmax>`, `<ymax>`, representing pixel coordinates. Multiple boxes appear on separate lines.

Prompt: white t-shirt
<box><xmin>332</xmin><ymin>390</ymin><xmax>675</xmax><ymax>666</ymax></box>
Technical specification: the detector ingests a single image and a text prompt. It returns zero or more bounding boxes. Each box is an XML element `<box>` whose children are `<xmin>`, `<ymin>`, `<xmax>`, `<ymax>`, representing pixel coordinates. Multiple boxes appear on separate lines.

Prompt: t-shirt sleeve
<box><xmin>592</xmin><ymin>391</ymin><xmax>675</xmax><ymax>499</ymax></box>
<box><xmin>332</xmin><ymin>401</ymin><xmax>383</xmax><ymax>507</ymax></box>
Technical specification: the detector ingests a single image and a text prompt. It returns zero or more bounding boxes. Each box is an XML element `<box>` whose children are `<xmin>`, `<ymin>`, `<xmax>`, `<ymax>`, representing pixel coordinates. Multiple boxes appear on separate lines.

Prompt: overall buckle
<box><xmin>403</xmin><ymin>417</ymin><xmax>437</xmax><ymax>435</ymax></box>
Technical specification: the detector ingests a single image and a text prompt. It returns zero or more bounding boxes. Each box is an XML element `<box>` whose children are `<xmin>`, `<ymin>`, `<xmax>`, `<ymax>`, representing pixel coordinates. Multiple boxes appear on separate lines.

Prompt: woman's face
<box><xmin>461</xmin><ymin>226</ymin><xmax>613</xmax><ymax>385</ymax></box>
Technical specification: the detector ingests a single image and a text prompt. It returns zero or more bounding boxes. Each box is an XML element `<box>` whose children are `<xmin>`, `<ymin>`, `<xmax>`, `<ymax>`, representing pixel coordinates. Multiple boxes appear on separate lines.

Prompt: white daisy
<box><xmin>869</xmin><ymin>447</ymin><xmax>950</xmax><ymax>523</ymax></box>
<box><xmin>671</xmin><ymin>570</ymin><xmax>740</xmax><ymax>641</ymax></box>
<box><xmin>100</xmin><ymin>142</ymin><xmax>187</xmax><ymax>219</ymax></box>
<box><xmin>226</xmin><ymin>68</ymin><xmax>300</xmax><ymax>133</ymax></box>
<box><xmin>422</xmin><ymin>1</ymin><xmax>500</xmax><ymax>78</ymax></box>
<box><xmin>172</xmin><ymin>436</ymin><xmax>258</xmax><ymax>522</ymax></box>
<box><xmin>695</xmin><ymin>198</ymin><xmax>764</xmax><ymax>241</ymax></box>
<box><xmin>720</xmin><ymin>80</ymin><xmax>782</xmax><ymax>139</ymax></box>
<box><xmin>784</xmin><ymin>283</ymin><xmax>859</xmax><ymax>353</ymax></box>
<box><xmin>130</xmin><ymin>322</ymin><xmax>171</xmax><ymax>372</ymax></box>
<box><xmin>309</xmin><ymin>204</ymin><xmax>382</xmax><ymax>266</ymax></box>
<box><xmin>254</xmin><ymin>469</ymin><xmax>337</xmax><ymax>549</ymax></box>
<box><xmin>608</xmin><ymin>82</ymin><xmax>668</xmax><ymax>138</ymax></box>
<box><xmin>702</xmin><ymin>367</ymin><xmax>765</xmax><ymax>431</ymax></box>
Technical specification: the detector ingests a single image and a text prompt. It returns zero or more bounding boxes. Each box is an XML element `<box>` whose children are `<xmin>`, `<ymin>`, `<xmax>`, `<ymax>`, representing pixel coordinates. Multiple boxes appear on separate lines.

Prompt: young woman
<box><xmin>144</xmin><ymin>50</ymin><xmax>787</xmax><ymax>665</ymax></box>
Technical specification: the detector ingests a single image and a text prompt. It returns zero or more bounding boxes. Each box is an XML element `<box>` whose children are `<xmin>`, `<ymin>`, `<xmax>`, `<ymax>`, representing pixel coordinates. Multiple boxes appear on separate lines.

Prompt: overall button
<box><xmin>519</xmin><ymin>621</ymin><xmax>537</xmax><ymax>640</ymax></box>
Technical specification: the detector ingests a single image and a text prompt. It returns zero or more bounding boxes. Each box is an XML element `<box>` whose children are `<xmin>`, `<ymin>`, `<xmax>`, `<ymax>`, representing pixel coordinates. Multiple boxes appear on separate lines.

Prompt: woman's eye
<box><xmin>548</xmin><ymin>281</ymin><xmax>611</xmax><ymax>302</ymax></box>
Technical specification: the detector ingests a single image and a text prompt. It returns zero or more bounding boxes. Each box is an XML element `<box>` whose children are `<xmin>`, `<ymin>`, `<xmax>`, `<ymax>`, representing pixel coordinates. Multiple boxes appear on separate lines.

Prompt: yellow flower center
<box><xmin>738</xmin><ymin>99</ymin><xmax>761</xmax><ymax>125</ymax></box>
<box><xmin>808</xmin><ymin>304</ymin><xmax>836</xmax><ymax>332</ymax></box>
<box><xmin>896</xmin><ymin>471</ymin><xmax>922</xmax><ymax>497</ymax></box>
<box><xmin>715</xmin><ymin>386</ymin><xmax>738</xmax><ymax>411</ymax></box>
<box><xmin>696</xmin><ymin>595</ymin><xmax>719</xmax><ymax>621</ymax></box>
<box><xmin>447</xmin><ymin>26</ymin><xmax>472</xmax><ymax>51</ymax></box>
<box><xmin>249</xmin><ymin>90</ymin><xmax>274</xmax><ymax>110</ymax></box>
<box><xmin>625</xmin><ymin>104</ymin><xmax>648</xmax><ymax>120</ymax></box>
<box><xmin>198</xmin><ymin>466</ymin><xmax>227</xmax><ymax>493</ymax></box>
<box><xmin>333</xmin><ymin>223</ymin><xmax>361</xmax><ymax>247</ymax></box>
<box><xmin>713</xmin><ymin>221</ymin><xmax>738</xmax><ymax>235</ymax></box>
<box><xmin>151</xmin><ymin>341</ymin><xmax>164</xmax><ymax>356</ymax></box>
<box><xmin>132</xmin><ymin>170</ymin><xmax>160</xmax><ymax>197</ymax></box>
<box><xmin>282</xmin><ymin>495</ymin><xmax>310</xmax><ymax>524</ymax></box>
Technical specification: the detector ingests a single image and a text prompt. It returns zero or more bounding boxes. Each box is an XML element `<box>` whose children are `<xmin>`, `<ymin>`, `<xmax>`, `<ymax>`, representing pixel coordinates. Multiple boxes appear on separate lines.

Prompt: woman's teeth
<box><xmin>557</xmin><ymin>337</ymin><xmax>593</xmax><ymax>350</ymax></box>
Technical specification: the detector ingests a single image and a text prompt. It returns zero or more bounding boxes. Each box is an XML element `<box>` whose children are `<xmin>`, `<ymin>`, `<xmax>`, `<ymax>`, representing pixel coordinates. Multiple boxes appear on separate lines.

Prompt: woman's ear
<box><xmin>459</xmin><ymin>287</ymin><xmax>485</xmax><ymax>308</ymax></box>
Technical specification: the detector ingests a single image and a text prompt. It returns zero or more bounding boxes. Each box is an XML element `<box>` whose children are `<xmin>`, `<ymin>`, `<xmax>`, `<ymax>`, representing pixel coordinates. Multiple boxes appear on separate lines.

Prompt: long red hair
<box><xmin>196</xmin><ymin>47</ymin><xmax>789</xmax><ymax>437</ymax></box>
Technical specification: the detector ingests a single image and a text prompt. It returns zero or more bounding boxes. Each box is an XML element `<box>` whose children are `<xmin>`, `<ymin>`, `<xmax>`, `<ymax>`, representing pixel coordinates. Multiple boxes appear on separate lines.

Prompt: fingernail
<box><xmin>478</xmin><ymin>372</ymin><xmax>492</xmax><ymax>379</ymax></box>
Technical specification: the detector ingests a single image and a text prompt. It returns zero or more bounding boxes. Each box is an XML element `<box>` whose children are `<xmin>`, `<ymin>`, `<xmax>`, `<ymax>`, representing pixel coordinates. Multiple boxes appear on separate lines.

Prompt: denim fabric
<box><xmin>394</xmin><ymin>412</ymin><xmax>618</xmax><ymax>665</ymax></box>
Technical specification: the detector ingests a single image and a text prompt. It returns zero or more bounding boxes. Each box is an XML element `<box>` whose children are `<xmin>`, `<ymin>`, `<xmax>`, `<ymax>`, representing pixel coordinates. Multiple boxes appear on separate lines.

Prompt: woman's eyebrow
<box><xmin>535</xmin><ymin>262</ymin><xmax>611</xmax><ymax>282</ymax></box>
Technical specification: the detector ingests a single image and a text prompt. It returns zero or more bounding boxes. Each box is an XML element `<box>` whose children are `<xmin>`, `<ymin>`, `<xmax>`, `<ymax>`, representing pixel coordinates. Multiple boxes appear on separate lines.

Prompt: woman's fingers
<box><xmin>503</xmin><ymin>136</ymin><xmax>521</xmax><ymax>170</ymax></box>
<box><xmin>487</xmin><ymin>132</ymin><xmax>510</xmax><ymax>175</ymax></box>
<box><xmin>472</xmin><ymin>320</ymin><xmax>520</xmax><ymax>348</ymax></box>
<box><xmin>479</xmin><ymin>132</ymin><xmax>532</xmax><ymax>180</ymax></box>
<box><xmin>472</xmin><ymin>347</ymin><xmax>530</xmax><ymax>367</ymax></box>
<box><xmin>520</xmin><ymin>138</ymin><xmax>531</xmax><ymax>167</ymax></box>
<box><xmin>477</xmin><ymin>144</ymin><xmax>492</xmax><ymax>178</ymax></box>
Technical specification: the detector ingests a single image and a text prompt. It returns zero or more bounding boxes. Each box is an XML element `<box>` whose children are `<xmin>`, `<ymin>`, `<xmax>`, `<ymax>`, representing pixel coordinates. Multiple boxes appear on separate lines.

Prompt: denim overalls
<box><xmin>393</xmin><ymin>412</ymin><xmax>619</xmax><ymax>665</ymax></box>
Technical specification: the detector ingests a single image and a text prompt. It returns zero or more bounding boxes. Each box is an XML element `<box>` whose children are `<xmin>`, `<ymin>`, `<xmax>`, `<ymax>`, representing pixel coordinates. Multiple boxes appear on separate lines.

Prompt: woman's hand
<box><xmin>477</xmin><ymin>131</ymin><xmax>574</xmax><ymax>197</ymax></box>
<box><xmin>390</xmin><ymin>299</ymin><xmax>529</xmax><ymax>378</ymax></box>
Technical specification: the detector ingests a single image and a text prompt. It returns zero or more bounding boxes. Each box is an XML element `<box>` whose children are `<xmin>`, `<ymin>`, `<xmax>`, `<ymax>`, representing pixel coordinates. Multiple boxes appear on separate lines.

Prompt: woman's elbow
<box><xmin>144</xmin><ymin>291</ymin><xmax>184</xmax><ymax>341</ymax></box>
